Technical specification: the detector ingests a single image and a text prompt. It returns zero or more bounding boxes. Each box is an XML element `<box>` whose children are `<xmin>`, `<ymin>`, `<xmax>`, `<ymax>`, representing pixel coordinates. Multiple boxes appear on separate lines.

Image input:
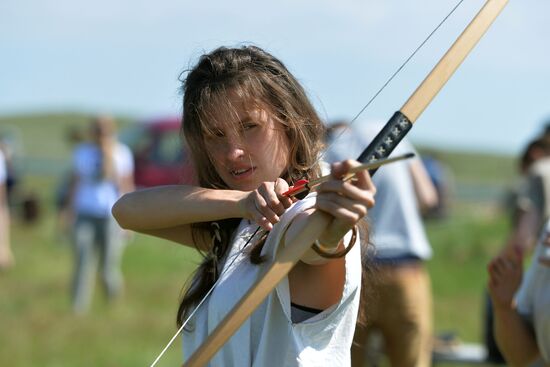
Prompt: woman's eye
<box><xmin>242</xmin><ymin>123</ymin><xmax>257</xmax><ymax>131</ymax></box>
<box><xmin>213</xmin><ymin>130</ymin><xmax>225</xmax><ymax>138</ymax></box>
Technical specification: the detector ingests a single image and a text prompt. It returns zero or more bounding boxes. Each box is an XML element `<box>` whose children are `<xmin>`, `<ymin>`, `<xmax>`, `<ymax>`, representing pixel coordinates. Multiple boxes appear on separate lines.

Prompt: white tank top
<box><xmin>182</xmin><ymin>194</ymin><xmax>362</xmax><ymax>366</ymax></box>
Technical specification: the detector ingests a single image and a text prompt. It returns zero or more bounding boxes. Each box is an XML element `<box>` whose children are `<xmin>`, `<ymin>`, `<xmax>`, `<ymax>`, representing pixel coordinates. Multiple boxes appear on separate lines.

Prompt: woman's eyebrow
<box><xmin>239</xmin><ymin>118</ymin><xmax>254</xmax><ymax>125</ymax></box>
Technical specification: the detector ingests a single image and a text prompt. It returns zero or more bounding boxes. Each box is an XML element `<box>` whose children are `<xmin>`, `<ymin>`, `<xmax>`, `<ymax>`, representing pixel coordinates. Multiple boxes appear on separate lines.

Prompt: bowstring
<box><xmin>149</xmin><ymin>1</ymin><xmax>466</xmax><ymax>365</ymax></box>
<box><xmin>149</xmin><ymin>226</ymin><xmax>262</xmax><ymax>367</ymax></box>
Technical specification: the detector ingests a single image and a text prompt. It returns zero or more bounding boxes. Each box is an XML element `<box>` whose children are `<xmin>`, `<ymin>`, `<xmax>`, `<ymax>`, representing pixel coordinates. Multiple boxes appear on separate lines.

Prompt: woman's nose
<box><xmin>224</xmin><ymin>139</ymin><xmax>245</xmax><ymax>160</ymax></box>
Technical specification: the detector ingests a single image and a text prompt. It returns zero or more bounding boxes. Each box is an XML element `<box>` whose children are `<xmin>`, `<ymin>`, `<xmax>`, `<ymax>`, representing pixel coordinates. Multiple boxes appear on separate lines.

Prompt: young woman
<box><xmin>112</xmin><ymin>45</ymin><xmax>376</xmax><ymax>366</ymax></box>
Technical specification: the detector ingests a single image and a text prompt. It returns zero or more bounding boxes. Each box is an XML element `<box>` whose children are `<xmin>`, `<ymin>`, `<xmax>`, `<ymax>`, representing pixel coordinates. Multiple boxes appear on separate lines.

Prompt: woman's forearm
<box><xmin>112</xmin><ymin>185</ymin><xmax>246</xmax><ymax>231</ymax></box>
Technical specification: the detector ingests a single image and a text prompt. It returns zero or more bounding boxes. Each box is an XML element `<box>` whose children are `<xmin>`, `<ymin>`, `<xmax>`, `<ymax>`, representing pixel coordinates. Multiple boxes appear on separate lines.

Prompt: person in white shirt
<box><xmin>67</xmin><ymin>116</ymin><xmax>134</xmax><ymax>314</ymax></box>
<box><xmin>325</xmin><ymin>121</ymin><xmax>438</xmax><ymax>367</ymax></box>
<box><xmin>0</xmin><ymin>149</ymin><xmax>13</xmax><ymax>270</ymax></box>
<box><xmin>112</xmin><ymin>45</ymin><xmax>377</xmax><ymax>366</ymax></box>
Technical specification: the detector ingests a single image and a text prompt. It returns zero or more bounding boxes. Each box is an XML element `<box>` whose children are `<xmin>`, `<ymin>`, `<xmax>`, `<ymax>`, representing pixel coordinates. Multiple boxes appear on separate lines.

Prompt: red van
<box><xmin>122</xmin><ymin>117</ymin><xmax>195</xmax><ymax>187</ymax></box>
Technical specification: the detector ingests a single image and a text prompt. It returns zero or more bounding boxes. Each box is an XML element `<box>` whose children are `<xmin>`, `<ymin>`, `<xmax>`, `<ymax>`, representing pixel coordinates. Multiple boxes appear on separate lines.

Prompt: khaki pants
<box><xmin>352</xmin><ymin>262</ymin><xmax>433</xmax><ymax>367</ymax></box>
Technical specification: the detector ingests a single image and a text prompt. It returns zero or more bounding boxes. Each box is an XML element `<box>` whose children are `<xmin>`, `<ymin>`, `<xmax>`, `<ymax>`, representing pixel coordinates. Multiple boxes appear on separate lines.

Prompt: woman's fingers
<box><xmin>330</xmin><ymin>160</ymin><xmax>377</xmax><ymax>194</ymax></box>
<box><xmin>315</xmin><ymin>192</ymin><xmax>368</xmax><ymax>225</ymax></box>
<box><xmin>250</xmin><ymin>191</ymin><xmax>278</xmax><ymax>230</ymax></box>
<box><xmin>316</xmin><ymin>162</ymin><xmax>376</xmax><ymax>226</ymax></box>
<box><xmin>317</xmin><ymin>180</ymin><xmax>375</xmax><ymax>209</ymax></box>
<box><xmin>273</xmin><ymin>178</ymin><xmax>294</xmax><ymax>208</ymax></box>
<box><xmin>314</xmin><ymin>160</ymin><xmax>377</xmax><ymax>245</ymax></box>
<box><xmin>246</xmin><ymin>179</ymin><xmax>293</xmax><ymax>231</ymax></box>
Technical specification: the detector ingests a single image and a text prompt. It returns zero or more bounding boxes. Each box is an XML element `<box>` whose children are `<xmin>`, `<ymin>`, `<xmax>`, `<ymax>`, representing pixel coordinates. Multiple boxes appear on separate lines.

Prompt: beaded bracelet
<box><xmin>312</xmin><ymin>226</ymin><xmax>358</xmax><ymax>259</ymax></box>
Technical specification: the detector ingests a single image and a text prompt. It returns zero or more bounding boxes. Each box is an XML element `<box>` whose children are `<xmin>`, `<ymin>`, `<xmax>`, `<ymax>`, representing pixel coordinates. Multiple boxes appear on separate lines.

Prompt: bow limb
<box><xmin>401</xmin><ymin>0</ymin><xmax>508</xmax><ymax>123</ymax></box>
<box><xmin>184</xmin><ymin>211</ymin><xmax>332</xmax><ymax>367</ymax></box>
<box><xmin>357</xmin><ymin>0</ymin><xmax>508</xmax><ymax>166</ymax></box>
<box><xmin>183</xmin><ymin>1</ymin><xmax>508</xmax><ymax>365</ymax></box>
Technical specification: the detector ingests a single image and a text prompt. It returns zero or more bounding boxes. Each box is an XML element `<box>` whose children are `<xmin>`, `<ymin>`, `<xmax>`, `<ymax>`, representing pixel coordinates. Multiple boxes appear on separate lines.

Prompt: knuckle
<box><xmin>276</xmin><ymin>177</ymin><xmax>288</xmax><ymax>188</ymax></box>
<box><xmin>343</xmin><ymin>159</ymin><xmax>355</xmax><ymax>168</ymax></box>
<box><xmin>364</xmin><ymin>194</ymin><xmax>375</xmax><ymax>208</ymax></box>
<box><xmin>252</xmin><ymin>190</ymin><xmax>262</xmax><ymax>200</ymax></box>
<box><xmin>371</xmin><ymin>186</ymin><xmax>377</xmax><ymax>196</ymax></box>
<box><xmin>345</xmin><ymin>216</ymin><xmax>357</xmax><ymax>227</ymax></box>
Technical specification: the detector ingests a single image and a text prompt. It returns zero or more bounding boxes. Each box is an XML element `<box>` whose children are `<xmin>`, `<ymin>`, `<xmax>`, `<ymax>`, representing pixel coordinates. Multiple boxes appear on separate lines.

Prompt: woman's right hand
<box><xmin>239</xmin><ymin>178</ymin><xmax>295</xmax><ymax>231</ymax></box>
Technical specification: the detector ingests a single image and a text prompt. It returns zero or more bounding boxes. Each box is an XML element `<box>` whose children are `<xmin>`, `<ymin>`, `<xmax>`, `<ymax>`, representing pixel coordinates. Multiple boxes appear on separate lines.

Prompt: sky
<box><xmin>1</xmin><ymin>0</ymin><xmax>549</xmax><ymax>155</ymax></box>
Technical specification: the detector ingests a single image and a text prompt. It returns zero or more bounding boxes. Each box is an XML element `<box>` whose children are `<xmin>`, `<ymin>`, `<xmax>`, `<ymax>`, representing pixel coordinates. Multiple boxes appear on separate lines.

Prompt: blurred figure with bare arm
<box><xmin>506</xmin><ymin>137</ymin><xmax>550</xmax><ymax>257</ymax></box>
<box><xmin>488</xmin><ymin>133</ymin><xmax>550</xmax><ymax>366</ymax></box>
<box><xmin>0</xmin><ymin>148</ymin><xmax>13</xmax><ymax>270</ymax></box>
<box><xmin>488</xmin><ymin>220</ymin><xmax>550</xmax><ymax>366</ymax></box>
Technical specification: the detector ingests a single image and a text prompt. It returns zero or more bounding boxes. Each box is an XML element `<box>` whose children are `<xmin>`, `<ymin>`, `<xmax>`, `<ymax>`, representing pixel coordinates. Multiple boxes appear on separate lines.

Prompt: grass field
<box><xmin>0</xmin><ymin>113</ymin><xmax>517</xmax><ymax>366</ymax></box>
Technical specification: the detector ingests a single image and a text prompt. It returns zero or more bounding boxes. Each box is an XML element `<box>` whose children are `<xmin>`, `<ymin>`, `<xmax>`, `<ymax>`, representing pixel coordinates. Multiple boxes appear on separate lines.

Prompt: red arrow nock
<box><xmin>282</xmin><ymin>179</ymin><xmax>309</xmax><ymax>197</ymax></box>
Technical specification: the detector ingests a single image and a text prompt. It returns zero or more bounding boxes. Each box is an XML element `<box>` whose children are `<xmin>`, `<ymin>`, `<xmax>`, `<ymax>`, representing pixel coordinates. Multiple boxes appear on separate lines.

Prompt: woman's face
<box><xmin>204</xmin><ymin>98</ymin><xmax>291</xmax><ymax>191</ymax></box>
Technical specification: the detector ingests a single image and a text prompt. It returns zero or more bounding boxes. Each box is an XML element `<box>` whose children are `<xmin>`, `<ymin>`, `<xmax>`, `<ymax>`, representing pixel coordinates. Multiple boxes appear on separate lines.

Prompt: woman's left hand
<box><xmin>239</xmin><ymin>178</ymin><xmax>295</xmax><ymax>231</ymax></box>
<box><xmin>314</xmin><ymin>160</ymin><xmax>376</xmax><ymax>247</ymax></box>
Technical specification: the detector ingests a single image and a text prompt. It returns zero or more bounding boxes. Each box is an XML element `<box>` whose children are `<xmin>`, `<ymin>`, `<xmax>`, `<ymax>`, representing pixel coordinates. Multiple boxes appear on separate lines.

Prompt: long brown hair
<box><xmin>90</xmin><ymin>116</ymin><xmax>117</xmax><ymax>182</ymax></box>
<box><xmin>176</xmin><ymin>45</ymin><xmax>372</xmax><ymax>327</ymax></box>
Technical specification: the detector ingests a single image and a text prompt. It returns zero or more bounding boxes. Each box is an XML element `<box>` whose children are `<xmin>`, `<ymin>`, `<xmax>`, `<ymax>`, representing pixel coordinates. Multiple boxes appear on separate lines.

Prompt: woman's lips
<box><xmin>230</xmin><ymin>167</ymin><xmax>256</xmax><ymax>180</ymax></box>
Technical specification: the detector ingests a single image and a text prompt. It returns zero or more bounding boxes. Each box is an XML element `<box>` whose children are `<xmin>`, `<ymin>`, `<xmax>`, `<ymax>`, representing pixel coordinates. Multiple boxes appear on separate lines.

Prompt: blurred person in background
<box><xmin>485</xmin><ymin>135</ymin><xmax>550</xmax><ymax>363</ymax></box>
<box><xmin>66</xmin><ymin>116</ymin><xmax>134</xmax><ymax>314</ymax></box>
<box><xmin>0</xmin><ymin>147</ymin><xmax>14</xmax><ymax>270</ymax></box>
<box><xmin>324</xmin><ymin>121</ymin><xmax>438</xmax><ymax>367</ymax></box>
<box><xmin>487</xmin><ymin>219</ymin><xmax>550</xmax><ymax>366</ymax></box>
<box><xmin>505</xmin><ymin>136</ymin><xmax>550</xmax><ymax>257</ymax></box>
<box><xmin>0</xmin><ymin>131</ymin><xmax>20</xmax><ymax>205</ymax></box>
<box><xmin>55</xmin><ymin>125</ymin><xmax>86</xmax><ymax>241</ymax></box>
<box><xmin>421</xmin><ymin>152</ymin><xmax>453</xmax><ymax>220</ymax></box>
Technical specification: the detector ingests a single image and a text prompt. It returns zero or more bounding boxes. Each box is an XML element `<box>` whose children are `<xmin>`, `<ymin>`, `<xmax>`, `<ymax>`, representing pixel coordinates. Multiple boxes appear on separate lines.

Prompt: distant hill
<box><xmin>0</xmin><ymin>112</ymin><xmax>133</xmax><ymax>161</ymax></box>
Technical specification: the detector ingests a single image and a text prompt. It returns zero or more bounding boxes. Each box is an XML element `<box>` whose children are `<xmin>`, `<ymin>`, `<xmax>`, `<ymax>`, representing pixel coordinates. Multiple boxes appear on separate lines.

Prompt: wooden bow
<box><xmin>183</xmin><ymin>1</ymin><xmax>508</xmax><ymax>365</ymax></box>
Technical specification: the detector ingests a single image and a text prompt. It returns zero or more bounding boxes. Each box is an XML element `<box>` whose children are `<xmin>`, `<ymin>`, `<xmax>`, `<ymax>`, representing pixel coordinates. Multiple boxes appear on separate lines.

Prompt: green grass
<box><xmin>2</xmin><ymin>204</ymin><xmax>508</xmax><ymax>366</ymax></box>
<box><xmin>1</xmin><ymin>210</ymin><xmax>201</xmax><ymax>367</ymax></box>
<box><xmin>427</xmin><ymin>206</ymin><xmax>510</xmax><ymax>343</ymax></box>
<box><xmin>420</xmin><ymin>149</ymin><xmax>516</xmax><ymax>185</ymax></box>
<box><xmin>0</xmin><ymin>113</ymin><xmax>516</xmax><ymax>366</ymax></box>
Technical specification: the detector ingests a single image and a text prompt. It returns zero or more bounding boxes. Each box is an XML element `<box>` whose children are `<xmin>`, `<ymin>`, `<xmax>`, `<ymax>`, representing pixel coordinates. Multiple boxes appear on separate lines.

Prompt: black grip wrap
<box><xmin>356</xmin><ymin>111</ymin><xmax>412</xmax><ymax>175</ymax></box>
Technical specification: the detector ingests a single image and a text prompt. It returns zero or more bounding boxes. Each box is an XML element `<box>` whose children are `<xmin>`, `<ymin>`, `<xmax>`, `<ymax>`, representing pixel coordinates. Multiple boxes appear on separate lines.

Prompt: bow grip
<box><xmin>356</xmin><ymin>111</ymin><xmax>412</xmax><ymax>176</ymax></box>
